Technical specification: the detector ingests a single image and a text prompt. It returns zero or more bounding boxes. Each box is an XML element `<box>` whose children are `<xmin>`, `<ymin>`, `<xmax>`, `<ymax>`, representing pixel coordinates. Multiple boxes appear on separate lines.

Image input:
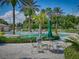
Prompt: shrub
<box><xmin>42</xmin><ymin>37</ymin><xmax>49</xmax><ymax>41</ymax></box>
<box><xmin>64</xmin><ymin>35</ymin><xmax>79</xmax><ymax>59</ymax></box>
<box><xmin>64</xmin><ymin>46</ymin><xmax>79</xmax><ymax>59</ymax></box>
<box><xmin>0</xmin><ymin>35</ymin><xmax>61</xmax><ymax>43</ymax></box>
<box><xmin>53</xmin><ymin>35</ymin><xmax>60</xmax><ymax>40</ymax></box>
<box><xmin>65</xmin><ymin>36</ymin><xmax>79</xmax><ymax>51</ymax></box>
<box><xmin>0</xmin><ymin>32</ymin><xmax>5</xmax><ymax>36</ymax></box>
<box><xmin>42</xmin><ymin>35</ymin><xmax>60</xmax><ymax>41</ymax></box>
<box><xmin>0</xmin><ymin>36</ymin><xmax>7</xmax><ymax>43</ymax></box>
<box><xmin>0</xmin><ymin>36</ymin><xmax>36</xmax><ymax>43</ymax></box>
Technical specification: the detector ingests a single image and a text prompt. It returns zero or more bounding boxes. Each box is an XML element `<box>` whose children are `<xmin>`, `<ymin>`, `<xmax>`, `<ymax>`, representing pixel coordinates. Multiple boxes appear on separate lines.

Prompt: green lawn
<box><xmin>0</xmin><ymin>36</ymin><xmax>36</xmax><ymax>43</ymax></box>
<box><xmin>64</xmin><ymin>46</ymin><xmax>79</xmax><ymax>59</ymax></box>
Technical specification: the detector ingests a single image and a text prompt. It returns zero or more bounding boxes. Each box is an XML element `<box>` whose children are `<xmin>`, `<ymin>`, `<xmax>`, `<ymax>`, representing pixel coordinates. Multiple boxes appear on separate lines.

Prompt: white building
<box><xmin>0</xmin><ymin>24</ymin><xmax>10</xmax><ymax>32</ymax></box>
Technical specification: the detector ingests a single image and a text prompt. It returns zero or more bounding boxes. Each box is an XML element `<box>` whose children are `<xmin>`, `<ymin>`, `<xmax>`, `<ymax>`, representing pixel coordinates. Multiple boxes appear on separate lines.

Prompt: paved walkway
<box><xmin>0</xmin><ymin>43</ymin><xmax>64</xmax><ymax>59</ymax></box>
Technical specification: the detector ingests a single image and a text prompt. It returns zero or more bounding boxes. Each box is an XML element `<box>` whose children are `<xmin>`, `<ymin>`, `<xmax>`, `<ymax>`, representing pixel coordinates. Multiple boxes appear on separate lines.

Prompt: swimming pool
<box><xmin>15</xmin><ymin>31</ymin><xmax>70</xmax><ymax>39</ymax></box>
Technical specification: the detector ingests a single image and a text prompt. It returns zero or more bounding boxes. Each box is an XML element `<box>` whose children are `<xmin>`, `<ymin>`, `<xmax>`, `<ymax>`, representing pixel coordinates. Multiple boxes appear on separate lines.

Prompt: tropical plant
<box><xmin>0</xmin><ymin>32</ymin><xmax>5</xmax><ymax>36</ymax></box>
<box><xmin>21</xmin><ymin>0</ymin><xmax>39</xmax><ymax>32</ymax></box>
<box><xmin>64</xmin><ymin>35</ymin><xmax>79</xmax><ymax>59</ymax></box>
<box><xmin>66</xmin><ymin>35</ymin><xmax>79</xmax><ymax>50</ymax></box>
<box><xmin>53</xmin><ymin>7</ymin><xmax>63</xmax><ymax>35</ymax></box>
<box><xmin>0</xmin><ymin>19</ymin><xmax>8</xmax><ymax>25</ymax></box>
<box><xmin>0</xmin><ymin>0</ymin><xmax>27</xmax><ymax>34</ymax></box>
<box><xmin>16</xmin><ymin>23</ymin><xmax>23</xmax><ymax>31</ymax></box>
<box><xmin>45</xmin><ymin>8</ymin><xmax>53</xmax><ymax>19</ymax></box>
<box><xmin>33</xmin><ymin>9</ymin><xmax>46</xmax><ymax>38</ymax></box>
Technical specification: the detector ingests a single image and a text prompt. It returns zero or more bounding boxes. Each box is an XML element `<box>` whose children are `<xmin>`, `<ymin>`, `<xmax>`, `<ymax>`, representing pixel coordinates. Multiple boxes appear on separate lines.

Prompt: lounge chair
<box><xmin>32</xmin><ymin>42</ymin><xmax>45</xmax><ymax>53</ymax></box>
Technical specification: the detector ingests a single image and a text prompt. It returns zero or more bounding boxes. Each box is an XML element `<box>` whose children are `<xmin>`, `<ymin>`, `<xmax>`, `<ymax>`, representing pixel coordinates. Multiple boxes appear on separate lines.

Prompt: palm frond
<box><xmin>21</xmin><ymin>0</ymin><xmax>39</xmax><ymax>16</ymax></box>
<box><xmin>66</xmin><ymin>36</ymin><xmax>79</xmax><ymax>50</ymax></box>
<box><xmin>0</xmin><ymin>0</ymin><xmax>8</xmax><ymax>6</ymax></box>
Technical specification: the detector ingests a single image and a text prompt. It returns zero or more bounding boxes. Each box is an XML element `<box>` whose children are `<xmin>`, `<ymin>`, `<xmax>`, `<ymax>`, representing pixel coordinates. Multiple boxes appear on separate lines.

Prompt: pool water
<box><xmin>16</xmin><ymin>32</ymin><xmax>70</xmax><ymax>39</ymax></box>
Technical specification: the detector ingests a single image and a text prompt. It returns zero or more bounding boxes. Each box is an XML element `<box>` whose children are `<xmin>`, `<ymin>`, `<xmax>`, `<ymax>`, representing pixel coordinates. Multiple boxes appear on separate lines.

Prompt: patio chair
<box><xmin>32</xmin><ymin>37</ymin><xmax>53</xmax><ymax>53</ymax></box>
<box><xmin>41</xmin><ymin>41</ymin><xmax>53</xmax><ymax>50</ymax></box>
<box><xmin>31</xmin><ymin>43</ymin><xmax>38</xmax><ymax>54</ymax></box>
<box><xmin>32</xmin><ymin>41</ymin><xmax>50</xmax><ymax>53</ymax></box>
<box><xmin>32</xmin><ymin>43</ymin><xmax>46</xmax><ymax>54</ymax></box>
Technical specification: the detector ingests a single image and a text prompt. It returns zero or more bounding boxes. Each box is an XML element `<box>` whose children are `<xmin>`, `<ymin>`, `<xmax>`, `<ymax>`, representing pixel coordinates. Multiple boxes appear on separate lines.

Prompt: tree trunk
<box><xmin>55</xmin><ymin>23</ymin><xmax>58</xmax><ymax>35</ymax></box>
<box><xmin>29</xmin><ymin>16</ymin><xmax>32</xmax><ymax>32</ymax></box>
<box><xmin>13</xmin><ymin>6</ymin><xmax>16</xmax><ymax>34</ymax></box>
<box><xmin>28</xmin><ymin>16</ymin><xmax>32</xmax><ymax>32</ymax></box>
<box><xmin>55</xmin><ymin>17</ymin><xmax>58</xmax><ymax>36</ymax></box>
<box><xmin>39</xmin><ymin>24</ymin><xmax>42</xmax><ymax>38</ymax></box>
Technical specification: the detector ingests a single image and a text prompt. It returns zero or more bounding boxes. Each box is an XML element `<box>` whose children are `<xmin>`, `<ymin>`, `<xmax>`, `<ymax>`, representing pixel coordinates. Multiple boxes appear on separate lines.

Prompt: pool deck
<box><xmin>0</xmin><ymin>43</ymin><xmax>64</xmax><ymax>59</ymax></box>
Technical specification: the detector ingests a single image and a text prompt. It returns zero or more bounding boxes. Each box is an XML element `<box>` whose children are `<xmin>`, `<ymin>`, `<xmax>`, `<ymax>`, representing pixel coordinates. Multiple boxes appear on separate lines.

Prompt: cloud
<box><xmin>0</xmin><ymin>10</ymin><xmax>25</xmax><ymax>24</ymax></box>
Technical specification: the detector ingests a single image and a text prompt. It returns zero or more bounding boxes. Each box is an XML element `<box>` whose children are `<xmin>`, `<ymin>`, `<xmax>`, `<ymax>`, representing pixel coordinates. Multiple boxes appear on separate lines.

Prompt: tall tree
<box><xmin>45</xmin><ymin>8</ymin><xmax>53</xmax><ymax>19</ymax></box>
<box><xmin>53</xmin><ymin>7</ymin><xmax>63</xmax><ymax>35</ymax></box>
<box><xmin>0</xmin><ymin>0</ymin><xmax>27</xmax><ymax>34</ymax></box>
<box><xmin>21</xmin><ymin>0</ymin><xmax>39</xmax><ymax>32</ymax></box>
<box><xmin>0</xmin><ymin>19</ymin><xmax>8</xmax><ymax>25</ymax></box>
<box><xmin>33</xmin><ymin>9</ymin><xmax>46</xmax><ymax>38</ymax></box>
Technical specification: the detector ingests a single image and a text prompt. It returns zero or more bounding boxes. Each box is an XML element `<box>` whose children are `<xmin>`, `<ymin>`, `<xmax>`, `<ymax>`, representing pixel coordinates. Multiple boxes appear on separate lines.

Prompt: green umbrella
<box><xmin>48</xmin><ymin>18</ymin><xmax>53</xmax><ymax>39</ymax></box>
<box><xmin>47</xmin><ymin>14</ymin><xmax>53</xmax><ymax>40</ymax></box>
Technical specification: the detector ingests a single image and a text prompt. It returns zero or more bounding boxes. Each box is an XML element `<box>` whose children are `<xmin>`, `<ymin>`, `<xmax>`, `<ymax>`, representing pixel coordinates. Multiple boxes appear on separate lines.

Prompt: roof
<box><xmin>0</xmin><ymin>24</ymin><xmax>8</xmax><ymax>27</ymax></box>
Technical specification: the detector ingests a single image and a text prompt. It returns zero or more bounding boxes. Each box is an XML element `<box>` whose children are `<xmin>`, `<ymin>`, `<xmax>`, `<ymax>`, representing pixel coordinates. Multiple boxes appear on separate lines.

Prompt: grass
<box><xmin>0</xmin><ymin>36</ymin><xmax>36</xmax><ymax>43</ymax></box>
<box><xmin>0</xmin><ymin>32</ymin><xmax>5</xmax><ymax>36</ymax></box>
<box><xmin>0</xmin><ymin>35</ymin><xmax>60</xmax><ymax>43</ymax></box>
<box><xmin>64</xmin><ymin>46</ymin><xmax>79</xmax><ymax>59</ymax></box>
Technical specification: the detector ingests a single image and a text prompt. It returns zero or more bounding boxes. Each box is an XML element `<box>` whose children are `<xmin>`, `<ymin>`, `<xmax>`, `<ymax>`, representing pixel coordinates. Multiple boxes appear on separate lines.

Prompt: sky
<box><xmin>0</xmin><ymin>0</ymin><xmax>79</xmax><ymax>23</ymax></box>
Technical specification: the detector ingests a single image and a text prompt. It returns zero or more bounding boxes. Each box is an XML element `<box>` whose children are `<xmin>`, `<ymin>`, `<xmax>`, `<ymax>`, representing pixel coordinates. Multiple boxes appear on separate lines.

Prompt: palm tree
<box><xmin>53</xmin><ymin>7</ymin><xmax>63</xmax><ymax>36</ymax></box>
<box><xmin>33</xmin><ymin>9</ymin><xmax>46</xmax><ymax>38</ymax></box>
<box><xmin>66</xmin><ymin>35</ymin><xmax>79</xmax><ymax>50</ymax></box>
<box><xmin>45</xmin><ymin>8</ymin><xmax>53</xmax><ymax>19</ymax></box>
<box><xmin>21</xmin><ymin>0</ymin><xmax>39</xmax><ymax>32</ymax></box>
<box><xmin>0</xmin><ymin>0</ymin><xmax>27</xmax><ymax>34</ymax></box>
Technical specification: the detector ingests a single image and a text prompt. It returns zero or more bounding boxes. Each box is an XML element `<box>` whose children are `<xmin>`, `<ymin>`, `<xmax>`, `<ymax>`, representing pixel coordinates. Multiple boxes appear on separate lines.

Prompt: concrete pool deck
<box><xmin>0</xmin><ymin>43</ymin><xmax>64</xmax><ymax>59</ymax></box>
